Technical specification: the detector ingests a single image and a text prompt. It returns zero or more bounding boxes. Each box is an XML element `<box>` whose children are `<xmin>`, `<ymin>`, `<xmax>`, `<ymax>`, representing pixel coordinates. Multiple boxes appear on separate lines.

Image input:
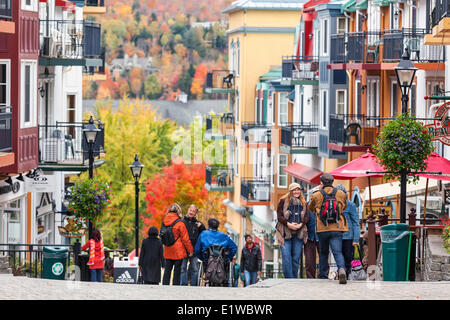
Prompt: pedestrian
<box><xmin>335</xmin><ymin>184</ymin><xmax>361</xmax><ymax>278</ymax></box>
<box><xmin>180</xmin><ymin>204</ymin><xmax>206</xmax><ymax>286</ymax></box>
<box><xmin>304</xmin><ymin>202</ymin><xmax>320</xmax><ymax>278</ymax></box>
<box><xmin>307</xmin><ymin>173</ymin><xmax>348</xmax><ymax>284</ymax></box>
<box><xmin>230</xmin><ymin>257</ymin><xmax>241</xmax><ymax>287</ymax></box>
<box><xmin>138</xmin><ymin>226</ymin><xmax>165</xmax><ymax>285</ymax></box>
<box><xmin>161</xmin><ymin>203</ymin><xmax>194</xmax><ymax>286</ymax></box>
<box><xmin>276</xmin><ymin>182</ymin><xmax>309</xmax><ymax>279</ymax></box>
<box><xmin>81</xmin><ymin>229</ymin><xmax>105</xmax><ymax>282</ymax></box>
<box><xmin>240</xmin><ymin>234</ymin><xmax>262</xmax><ymax>287</ymax></box>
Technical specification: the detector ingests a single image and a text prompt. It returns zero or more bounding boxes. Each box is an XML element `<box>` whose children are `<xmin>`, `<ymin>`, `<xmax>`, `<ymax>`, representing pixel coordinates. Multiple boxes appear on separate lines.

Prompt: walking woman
<box><xmin>81</xmin><ymin>229</ymin><xmax>105</xmax><ymax>282</ymax></box>
<box><xmin>139</xmin><ymin>226</ymin><xmax>165</xmax><ymax>284</ymax></box>
<box><xmin>276</xmin><ymin>183</ymin><xmax>309</xmax><ymax>278</ymax></box>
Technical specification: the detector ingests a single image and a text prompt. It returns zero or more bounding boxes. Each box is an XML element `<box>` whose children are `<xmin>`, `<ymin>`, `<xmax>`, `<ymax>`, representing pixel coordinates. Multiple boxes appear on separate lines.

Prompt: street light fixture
<box><xmin>394</xmin><ymin>48</ymin><xmax>418</xmax><ymax>114</ymax></box>
<box><xmin>83</xmin><ymin>116</ymin><xmax>100</xmax><ymax>237</ymax></box>
<box><xmin>129</xmin><ymin>154</ymin><xmax>144</xmax><ymax>257</ymax></box>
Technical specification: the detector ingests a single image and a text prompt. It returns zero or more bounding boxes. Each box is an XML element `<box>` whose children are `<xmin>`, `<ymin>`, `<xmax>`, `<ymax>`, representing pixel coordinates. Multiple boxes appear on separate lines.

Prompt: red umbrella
<box><xmin>417</xmin><ymin>152</ymin><xmax>450</xmax><ymax>181</ymax></box>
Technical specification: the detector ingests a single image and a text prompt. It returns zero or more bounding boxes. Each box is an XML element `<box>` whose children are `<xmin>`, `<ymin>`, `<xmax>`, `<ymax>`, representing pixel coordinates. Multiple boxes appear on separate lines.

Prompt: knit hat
<box><xmin>289</xmin><ymin>182</ymin><xmax>301</xmax><ymax>191</ymax></box>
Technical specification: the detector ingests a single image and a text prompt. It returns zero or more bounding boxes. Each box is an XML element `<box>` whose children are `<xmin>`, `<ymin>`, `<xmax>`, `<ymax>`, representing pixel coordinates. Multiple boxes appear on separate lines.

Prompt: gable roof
<box><xmin>223</xmin><ymin>0</ymin><xmax>306</xmax><ymax>14</ymax></box>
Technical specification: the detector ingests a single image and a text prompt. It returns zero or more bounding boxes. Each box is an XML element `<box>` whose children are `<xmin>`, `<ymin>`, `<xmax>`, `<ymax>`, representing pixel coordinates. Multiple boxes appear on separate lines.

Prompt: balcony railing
<box><xmin>430</xmin><ymin>0</ymin><xmax>450</xmax><ymax>29</ymax></box>
<box><xmin>281</xmin><ymin>56</ymin><xmax>319</xmax><ymax>81</ymax></box>
<box><xmin>281</xmin><ymin>123</ymin><xmax>318</xmax><ymax>150</ymax></box>
<box><xmin>86</xmin><ymin>0</ymin><xmax>105</xmax><ymax>6</ymax></box>
<box><xmin>0</xmin><ymin>0</ymin><xmax>12</xmax><ymax>20</ymax></box>
<box><xmin>84</xmin><ymin>47</ymin><xmax>105</xmax><ymax>75</ymax></box>
<box><xmin>205</xmin><ymin>165</ymin><xmax>234</xmax><ymax>191</ymax></box>
<box><xmin>241</xmin><ymin>122</ymin><xmax>271</xmax><ymax>144</ymax></box>
<box><xmin>205</xmin><ymin>70</ymin><xmax>234</xmax><ymax>92</ymax></box>
<box><xmin>241</xmin><ymin>179</ymin><xmax>270</xmax><ymax>202</ymax></box>
<box><xmin>329</xmin><ymin>114</ymin><xmax>378</xmax><ymax>147</ymax></box>
<box><xmin>0</xmin><ymin>105</ymin><xmax>12</xmax><ymax>152</ymax></box>
<box><xmin>220</xmin><ymin>113</ymin><xmax>234</xmax><ymax>124</ymax></box>
<box><xmin>38</xmin><ymin>121</ymin><xmax>104</xmax><ymax>166</ymax></box>
<box><xmin>39</xmin><ymin>20</ymin><xmax>102</xmax><ymax>60</ymax></box>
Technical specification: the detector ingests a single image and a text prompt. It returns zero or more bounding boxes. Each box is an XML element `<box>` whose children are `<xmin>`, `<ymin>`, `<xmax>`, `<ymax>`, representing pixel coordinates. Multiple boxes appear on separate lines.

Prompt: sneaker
<box><xmin>338</xmin><ymin>269</ymin><xmax>347</xmax><ymax>284</ymax></box>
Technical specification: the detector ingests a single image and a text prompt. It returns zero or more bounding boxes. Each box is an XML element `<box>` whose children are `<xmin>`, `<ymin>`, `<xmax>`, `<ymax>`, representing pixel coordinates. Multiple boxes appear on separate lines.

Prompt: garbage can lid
<box><xmin>43</xmin><ymin>246</ymin><xmax>69</xmax><ymax>253</ymax></box>
<box><xmin>380</xmin><ymin>223</ymin><xmax>409</xmax><ymax>232</ymax></box>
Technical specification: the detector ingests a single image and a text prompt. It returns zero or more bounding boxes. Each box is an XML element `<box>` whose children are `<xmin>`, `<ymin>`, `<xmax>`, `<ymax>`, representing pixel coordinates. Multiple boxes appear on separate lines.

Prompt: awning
<box><xmin>283</xmin><ymin>162</ymin><xmax>322</xmax><ymax>185</ymax></box>
<box><xmin>355</xmin><ymin>0</ymin><xmax>368</xmax><ymax>10</ymax></box>
<box><xmin>362</xmin><ymin>177</ymin><xmax>439</xmax><ymax>201</ymax></box>
<box><xmin>341</xmin><ymin>0</ymin><xmax>356</xmax><ymax>13</ymax></box>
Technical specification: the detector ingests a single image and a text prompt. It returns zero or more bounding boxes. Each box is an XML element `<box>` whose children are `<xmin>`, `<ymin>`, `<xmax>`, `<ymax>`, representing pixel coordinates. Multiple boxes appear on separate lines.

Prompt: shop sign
<box><xmin>25</xmin><ymin>174</ymin><xmax>58</xmax><ymax>193</ymax></box>
<box><xmin>445</xmin><ymin>188</ymin><xmax>450</xmax><ymax>205</ymax></box>
<box><xmin>425</xmin><ymin>102</ymin><xmax>450</xmax><ymax>146</ymax></box>
<box><xmin>363</xmin><ymin>205</ymin><xmax>392</xmax><ymax>219</ymax></box>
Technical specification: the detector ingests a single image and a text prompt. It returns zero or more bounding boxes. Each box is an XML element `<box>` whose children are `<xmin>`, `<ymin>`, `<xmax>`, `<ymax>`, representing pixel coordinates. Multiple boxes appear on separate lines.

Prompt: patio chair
<box><xmin>217</xmin><ymin>170</ymin><xmax>228</xmax><ymax>187</ymax></box>
<box><xmin>292</xmin><ymin>128</ymin><xmax>305</xmax><ymax>147</ymax></box>
<box><xmin>405</xmin><ymin>38</ymin><xmax>420</xmax><ymax>61</ymax></box>
<box><xmin>366</xmin><ymin>39</ymin><xmax>382</xmax><ymax>63</ymax></box>
<box><xmin>343</xmin><ymin>123</ymin><xmax>361</xmax><ymax>146</ymax></box>
<box><xmin>222</xmin><ymin>73</ymin><xmax>234</xmax><ymax>88</ymax></box>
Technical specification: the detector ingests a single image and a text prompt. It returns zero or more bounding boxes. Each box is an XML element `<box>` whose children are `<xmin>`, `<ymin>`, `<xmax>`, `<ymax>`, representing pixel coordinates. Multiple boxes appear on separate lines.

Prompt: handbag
<box><xmin>348</xmin><ymin>244</ymin><xmax>367</xmax><ymax>281</ymax></box>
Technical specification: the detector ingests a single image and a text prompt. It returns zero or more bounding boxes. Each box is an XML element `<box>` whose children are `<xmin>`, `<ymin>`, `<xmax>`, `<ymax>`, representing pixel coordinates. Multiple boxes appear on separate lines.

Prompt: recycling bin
<box><xmin>42</xmin><ymin>246</ymin><xmax>68</xmax><ymax>280</ymax></box>
<box><xmin>380</xmin><ymin>224</ymin><xmax>410</xmax><ymax>281</ymax></box>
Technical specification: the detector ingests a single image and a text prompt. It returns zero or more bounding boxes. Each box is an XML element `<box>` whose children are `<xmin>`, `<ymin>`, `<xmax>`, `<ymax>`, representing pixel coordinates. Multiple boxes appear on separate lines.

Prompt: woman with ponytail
<box><xmin>82</xmin><ymin>229</ymin><xmax>105</xmax><ymax>282</ymax></box>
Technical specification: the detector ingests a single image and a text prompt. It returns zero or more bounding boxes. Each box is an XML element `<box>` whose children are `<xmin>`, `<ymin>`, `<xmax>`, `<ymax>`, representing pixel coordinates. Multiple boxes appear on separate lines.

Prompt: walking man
<box><xmin>307</xmin><ymin>173</ymin><xmax>348</xmax><ymax>284</ymax></box>
<box><xmin>240</xmin><ymin>234</ymin><xmax>262</xmax><ymax>287</ymax></box>
<box><xmin>181</xmin><ymin>204</ymin><xmax>206</xmax><ymax>286</ymax></box>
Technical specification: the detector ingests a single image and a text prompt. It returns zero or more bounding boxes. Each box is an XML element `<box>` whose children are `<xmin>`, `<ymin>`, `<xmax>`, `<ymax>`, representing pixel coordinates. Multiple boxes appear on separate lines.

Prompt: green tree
<box><xmin>144</xmin><ymin>74</ymin><xmax>163</xmax><ymax>99</ymax></box>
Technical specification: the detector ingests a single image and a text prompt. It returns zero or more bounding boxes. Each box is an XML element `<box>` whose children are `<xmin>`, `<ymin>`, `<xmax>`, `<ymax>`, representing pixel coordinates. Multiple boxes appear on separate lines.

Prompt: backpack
<box><xmin>319</xmin><ymin>188</ymin><xmax>340</xmax><ymax>226</ymax></box>
<box><xmin>205</xmin><ymin>245</ymin><xmax>227</xmax><ymax>286</ymax></box>
<box><xmin>159</xmin><ymin>219</ymin><xmax>181</xmax><ymax>246</ymax></box>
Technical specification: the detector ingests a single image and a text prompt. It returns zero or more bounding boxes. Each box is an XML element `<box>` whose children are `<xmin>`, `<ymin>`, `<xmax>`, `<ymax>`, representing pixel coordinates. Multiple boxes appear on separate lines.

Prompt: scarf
<box><xmin>276</xmin><ymin>196</ymin><xmax>308</xmax><ymax>247</ymax></box>
<box><xmin>87</xmin><ymin>239</ymin><xmax>104</xmax><ymax>266</ymax></box>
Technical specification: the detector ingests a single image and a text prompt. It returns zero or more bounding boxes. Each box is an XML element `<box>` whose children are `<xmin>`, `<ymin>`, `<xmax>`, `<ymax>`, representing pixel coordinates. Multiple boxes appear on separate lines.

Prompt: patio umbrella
<box><xmin>329</xmin><ymin>153</ymin><xmax>385</xmax><ymax>216</ymax></box>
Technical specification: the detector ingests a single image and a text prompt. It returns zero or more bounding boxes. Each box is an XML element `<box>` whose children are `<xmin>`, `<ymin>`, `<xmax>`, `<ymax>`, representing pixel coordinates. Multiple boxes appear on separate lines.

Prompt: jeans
<box><xmin>281</xmin><ymin>237</ymin><xmax>304</xmax><ymax>278</ymax></box>
<box><xmin>243</xmin><ymin>270</ymin><xmax>258</xmax><ymax>287</ymax></box>
<box><xmin>162</xmin><ymin>259</ymin><xmax>183</xmax><ymax>285</ymax></box>
<box><xmin>90</xmin><ymin>268</ymin><xmax>103</xmax><ymax>282</ymax></box>
<box><xmin>180</xmin><ymin>255</ymin><xmax>199</xmax><ymax>286</ymax></box>
<box><xmin>317</xmin><ymin>231</ymin><xmax>346</xmax><ymax>279</ymax></box>
<box><xmin>342</xmin><ymin>239</ymin><xmax>354</xmax><ymax>277</ymax></box>
<box><xmin>232</xmin><ymin>278</ymin><xmax>239</xmax><ymax>287</ymax></box>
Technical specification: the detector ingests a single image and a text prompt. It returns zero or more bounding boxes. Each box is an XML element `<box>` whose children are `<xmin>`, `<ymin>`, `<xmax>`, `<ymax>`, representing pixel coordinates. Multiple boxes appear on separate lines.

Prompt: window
<box><xmin>5</xmin><ymin>199</ymin><xmax>24</xmax><ymax>244</ymax></box>
<box><xmin>267</xmin><ymin>92</ymin><xmax>274</xmax><ymax>124</ymax></box>
<box><xmin>236</xmin><ymin>89</ymin><xmax>239</xmax><ymax>123</ymax></box>
<box><xmin>229</xmin><ymin>40</ymin><xmax>235</xmax><ymax>74</ymax></box>
<box><xmin>300</xmin><ymin>93</ymin><xmax>304</xmax><ymax>124</ymax></box>
<box><xmin>410</xmin><ymin>83</ymin><xmax>416</xmax><ymax>117</ymax></box>
<box><xmin>270</xmin><ymin>154</ymin><xmax>274</xmax><ymax>187</ymax></box>
<box><xmin>355</xmin><ymin>80</ymin><xmax>361</xmax><ymax>116</ymax></box>
<box><xmin>391</xmin><ymin>80</ymin><xmax>398</xmax><ymax>117</ymax></box>
<box><xmin>0</xmin><ymin>61</ymin><xmax>10</xmax><ymax>109</ymax></box>
<box><xmin>236</xmin><ymin>40</ymin><xmax>240</xmax><ymax>77</ymax></box>
<box><xmin>368</xmin><ymin>3</ymin><xmax>380</xmax><ymax>31</ymax></box>
<box><xmin>21</xmin><ymin>60</ymin><xmax>37</xmax><ymax>128</ymax></box>
<box><xmin>321</xmin><ymin>19</ymin><xmax>329</xmax><ymax>56</ymax></box>
<box><xmin>337</xmin><ymin>18</ymin><xmax>347</xmax><ymax>34</ymax></box>
<box><xmin>22</xmin><ymin>0</ymin><xmax>38</xmax><ymax>11</ymax></box>
<box><xmin>367</xmin><ymin>78</ymin><xmax>380</xmax><ymax>123</ymax></box>
<box><xmin>321</xmin><ymin>90</ymin><xmax>328</xmax><ymax>128</ymax></box>
<box><xmin>234</xmin><ymin>139</ymin><xmax>239</xmax><ymax>176</ymax></box>
<box><xmin>336</xmin><ymin>90</ymin><xmax>346</xmax><ymax>115</ymax></box>
<box><xmin>390</xmin><ymin>3</ymin><xmax>400</xmax><ymax>30</ymax></box>
<box><xmin>278</xmin><ymin>92</ymin><xmax>288</xmax><ymax>125</ymax></box>
<box><xmin>278</xmin><ymin>154</ymin><xmax>288</xmax><ymax>188</ymax></box>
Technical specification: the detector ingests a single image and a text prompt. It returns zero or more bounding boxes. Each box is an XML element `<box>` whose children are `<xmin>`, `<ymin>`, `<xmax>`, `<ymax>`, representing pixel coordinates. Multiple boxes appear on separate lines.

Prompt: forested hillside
<box><xmin>84</xmin><ymin>0</ymin><xmax>233</xmax><ymax>100</ymax></box>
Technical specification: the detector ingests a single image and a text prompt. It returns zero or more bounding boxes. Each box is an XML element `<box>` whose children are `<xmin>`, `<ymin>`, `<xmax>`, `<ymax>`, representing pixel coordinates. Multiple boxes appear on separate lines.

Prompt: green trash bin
<box><xmin>380</xmin><ymin>224</ymin><xmax>410</xmax><ymax>281</ymax></box>
<box><xmin>42</xmin><ymin>247</ymin><xmax>68</xmax><ymax>280</ymax></box>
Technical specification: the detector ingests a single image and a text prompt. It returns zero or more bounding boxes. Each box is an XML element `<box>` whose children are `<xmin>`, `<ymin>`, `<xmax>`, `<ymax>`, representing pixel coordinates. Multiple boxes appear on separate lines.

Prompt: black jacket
<box><xmin>240</xmin><ymin>244</ymin><xmax>262</xmax><ymax>272</ymax></box>
<box><xmin>138</xmin><ymin>236</ymin><xmax>165</xmax><ymax>283</ymax></box>
<box><xmin>183</xmin><ymin>216</ymin><xmax>206</xmax><ymax>247</ymax></box>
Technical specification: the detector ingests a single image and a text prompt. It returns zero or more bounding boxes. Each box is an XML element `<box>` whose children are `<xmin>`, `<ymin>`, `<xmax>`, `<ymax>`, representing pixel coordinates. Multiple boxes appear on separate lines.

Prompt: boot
<box><xmin>338</xmin><ymin>268</ymin><xmax>347</xmax><ymax>284</ymax></box>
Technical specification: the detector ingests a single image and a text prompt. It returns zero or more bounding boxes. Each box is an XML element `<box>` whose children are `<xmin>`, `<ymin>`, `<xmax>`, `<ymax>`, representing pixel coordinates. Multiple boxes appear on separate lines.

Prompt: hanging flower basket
<box><xmin>373</xmin><ymin>113</ymin><xmax>434</xmax><ymax>183</ymax></box>
<box><xmin>67</xmin><ymin>179</ymin><xmax>112</xmax><ymax>230</ymax></box>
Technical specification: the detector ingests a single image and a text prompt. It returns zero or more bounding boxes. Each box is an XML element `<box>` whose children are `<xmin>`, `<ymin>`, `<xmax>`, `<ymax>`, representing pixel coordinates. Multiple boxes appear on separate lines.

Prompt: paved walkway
<box><xmin>0</xmin><ymin>275</ymin><xmax>449</xmax><ymax>300</ymax></box>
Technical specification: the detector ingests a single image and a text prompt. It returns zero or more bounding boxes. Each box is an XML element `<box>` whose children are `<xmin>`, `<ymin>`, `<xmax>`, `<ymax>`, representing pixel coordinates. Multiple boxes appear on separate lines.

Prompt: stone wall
<box><xmin>0</xmin><ymin>255</ymin><xmax>12</xmax><ymax>275</ymax></box>
<box><xmin>423</xmin><ymin>235</ymin><xmax>450</xmax><ymax>281</ymax></box>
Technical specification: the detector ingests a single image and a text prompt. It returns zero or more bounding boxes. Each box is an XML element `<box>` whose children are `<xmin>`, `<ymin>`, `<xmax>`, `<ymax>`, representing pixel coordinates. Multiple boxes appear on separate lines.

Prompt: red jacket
<box><xmin>82</xmin><ymin>240</ymin><xmax>105</xmax><ymax>269</ymax></box>
<box><xmin>162</xmin><ymin>212</ymin><xmax>194</xmax><ymax>260</ymax></box>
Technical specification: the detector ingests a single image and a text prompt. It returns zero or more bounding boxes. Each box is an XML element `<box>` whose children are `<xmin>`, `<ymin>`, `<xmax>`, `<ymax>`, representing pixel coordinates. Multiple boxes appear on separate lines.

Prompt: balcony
<box><xmin>38</xmin><ymin>121</ymin><xmax>105</xmax><ymax>171</ymax></box>
<box><xmin>205</xmin><ymin>114</ymin><xmax>233</xmax><ymax>140</ymax></box>
<box><xmin>330</xmin><ymin>31</ymin><xmax>383</xmax><ymax>65</ymax></box>
<box><xmin>39</xmin><ymin>20</ymin><xmax>103</xmax><ymax>67</ymax></box>
<box><xmin>427</xmin><ymin>0</ymin><xmax>450</xmax><ymax>40</ymax></box>
<box><xmin>205</xmin><ymin>165</ymin><xmax>234</xmax><ymax>191</ymax></box>
<box><xmin>280</xmin><ymin>123</ymin><xmax>318</xmax><ymax>155</ymax></box>
<box><xmin>83</xmin><ymin>0</ymin><xmax>106</xmax><ymax>15</ymax></box>
<box><xmin>219</xmin><ymin>113</ymin><xmax>234</xmax><ymax>136</ymax></box>
<box><xmin>0</xmin><ymin>106</ymin><xmax>12</xmax><ymax>152</ymax></box>
<box><xmin>0</xmin><ymin>0</ymin><xmax>14</xmax><ymax>34</ymax></box>
<box><xmin>83</xmin><ymin>48</ymin><xmax>106</xmax><ymax>81</ymax></box>
<box><xmin>327</xmin><ymin>114</ymin><xmax>379</xmax><ymax>152</ymax></box>
<box><xmin>241</xmin><ymin>122</ymin><xmax>271</xmax><ymax>147</ymax></box>
<box><xmin>205</xmin><ymin>70</ymin><xmax>235</xmax><ymax>94</ymax></box>
<box><xmin>281</xmin><ymin>56</ymin><xmax>319</xmax><ymax>86</ymax></box>
<box><xmin>240</xmin><ymin>179</ymin><xmax>270</xmax><ymax>205</ymax></box>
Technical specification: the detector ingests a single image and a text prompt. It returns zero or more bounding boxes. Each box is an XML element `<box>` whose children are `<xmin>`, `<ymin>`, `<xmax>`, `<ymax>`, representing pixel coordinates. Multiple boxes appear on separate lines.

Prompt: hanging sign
<box><xmin>363</xmin><ymin>205</ymin><xmax>393</xmax><ymax>219</ymax></box>
<box><xmin>425</xmin><ymin>102</ymin><xmax>450</xmax><ymax>146</ymax></box>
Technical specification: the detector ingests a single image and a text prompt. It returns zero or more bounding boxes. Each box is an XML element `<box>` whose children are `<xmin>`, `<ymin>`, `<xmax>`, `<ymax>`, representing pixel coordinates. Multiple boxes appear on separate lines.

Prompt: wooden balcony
<box><xmin>205</xmin><ymin>165</ymin><xmax>234</xmax><ymax>192</ymax></box>
<box><xmin>205</xmin><ymin>70</ymin><xmax>235</xmax><ymax>94</ymax></box>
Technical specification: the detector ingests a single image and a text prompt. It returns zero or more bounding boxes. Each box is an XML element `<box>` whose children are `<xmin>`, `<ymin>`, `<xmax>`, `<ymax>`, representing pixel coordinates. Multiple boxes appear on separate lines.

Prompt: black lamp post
<box><xmin>83</xmin><ymin>116</ymin><xmax>100</xmax><ymax>237</ymax></box>
<box><xmin>394</xmin><ymin>49</ymin><xmax>418</xmax><ymax>223</ymax></box>
<box><xmin>129</xmin><ymin>154</ymin><xmax>144</xmax><ymax>257</ymax></box>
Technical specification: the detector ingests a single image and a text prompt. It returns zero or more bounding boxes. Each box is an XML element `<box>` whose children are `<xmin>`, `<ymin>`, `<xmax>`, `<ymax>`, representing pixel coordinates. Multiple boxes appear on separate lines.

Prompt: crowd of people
<box><xmin>82</xmin><ymin>172</ymin><xmax>361</xmax><ymax>286</ymax></box>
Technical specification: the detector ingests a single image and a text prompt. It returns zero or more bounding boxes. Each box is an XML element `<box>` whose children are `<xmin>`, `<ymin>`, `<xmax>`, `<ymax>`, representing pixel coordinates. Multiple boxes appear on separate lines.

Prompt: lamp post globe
<box><xmin>394</xmin><ymin>48</ymin><xmax>418</xmax><ymax>114</ymax></box>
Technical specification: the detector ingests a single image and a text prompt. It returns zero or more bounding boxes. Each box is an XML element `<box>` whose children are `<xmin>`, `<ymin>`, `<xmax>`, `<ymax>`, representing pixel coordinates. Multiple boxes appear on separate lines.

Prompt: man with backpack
<box><xmin>194</xmin><ymin>218</ymin><xmax>237</xmax><ymax>286</ymax></box>
<box><xmin>307</xmin><ymin>173</ymin><xmax>348</xmax><ymax>284</ymax></box>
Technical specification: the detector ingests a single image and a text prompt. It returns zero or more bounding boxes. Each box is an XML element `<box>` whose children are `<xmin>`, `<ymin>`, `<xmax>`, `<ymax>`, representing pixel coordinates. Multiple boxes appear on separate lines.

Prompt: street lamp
<box><xmin>83</xmin><ymin>116</ymin><xmax>100</xmax><ymax>237</ymax></box>
<box><xmin>394</xmin><ymin>48</ymin><xmax>418</xmax><ymax>114</ymax></box>
<box><xmin>394</xmin><ymin>49</ymin><xmax>418</xmax><ymax>223</ymax></box>
<box><xmin>129</xmin><ymin>154</ymin><xmax>144</xmax><ymax>257</ymax></box>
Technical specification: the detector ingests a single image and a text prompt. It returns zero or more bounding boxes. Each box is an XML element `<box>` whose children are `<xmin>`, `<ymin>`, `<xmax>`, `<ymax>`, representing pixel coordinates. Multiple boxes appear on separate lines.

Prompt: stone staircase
<box><xmin>0</xmin><ymin>255</ymin><xmax>12</xmax><ymax>275</ymax></box>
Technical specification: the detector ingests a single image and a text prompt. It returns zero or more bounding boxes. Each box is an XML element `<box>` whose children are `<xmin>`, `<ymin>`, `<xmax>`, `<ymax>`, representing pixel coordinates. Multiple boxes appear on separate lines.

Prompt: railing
<box><xmin>241</xmin><ymin>179</ymin><xmax>270</xmax><ymax>202</ymax></box>
<box><xmin>329</xmin><ymin>114</ymin><xmax>378</xmax><ymax>146</ymax></box>
<box><xmin>281</xmin><ymin>56</ymin><xmax>319</xmax><ymax>80</ymax></box>
<box><xmin>241</xmin><ymin>122</ymin><xmax>271</xmax><ymax>144</ymax></box>
<box><xmin>84</xmin><ymin>47</ymin><xmax>105</xmax><ymax>75</ymax></box>
<box><xmin>39</xmin><ymin>19</ymin><xmax>102</xmax><ymax>59</ymax></box>
<box><xmin>205</xmin><ymin>70</ymin><xmax>234</xmax><ymax>89</ymax></box>
<box><xmin>86</xmin><ymin>0</ymin><xmax>105</xmax><ymax>6</ymax></box>
<box><xmin>0</xmin><ymin>105</ymin><xmax>12</xmax><ymax>152</ymax></box>
<box><xmin>38</xmin><ymin>121</ymin><xmax>105</xmax><ymax>165</ymax></box>
<box><xmin>281</xmin><ymin>123</ymin><xmax>318</xmax><ymax>149</ymax></box>
<box><xmin>206</xmin><ymin>165</ymin><xmax>233</xmax><ymax>188</ymax></box>
<box><xmin>0</xmin><ymin>0</ymin><xmax>11</xmax><ymax>20</ymax></box>
<box><xmin>330</xmin><ymin>34</ymin><xmax>346</xmax><ymax>63</ymax></box>
<box><xmin>220</xmin><ymin>113</ymin><xmax>234</xmax><ymax>124</ymax></box>
<box><xmin>431</xmin><ymin>0</ymin><xmax>450</xmax><ymax>28</ymax></box>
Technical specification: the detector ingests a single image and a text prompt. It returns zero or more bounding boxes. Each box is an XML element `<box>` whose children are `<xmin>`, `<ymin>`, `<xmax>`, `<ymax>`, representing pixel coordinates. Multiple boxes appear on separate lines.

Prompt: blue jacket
<box><xmin>342</xmin><ymin>200</ymin><xmax>360</xmax><ymax>243</ymax></box>
<box><xmin>194</xmin><ymin>229</ymin><xmax>238</xmax><ymax>262</ymax></box>
<box><xmin>306</xmin><ymin>210</ymin><xmax>319</xmax><ymax>242</ymax></box>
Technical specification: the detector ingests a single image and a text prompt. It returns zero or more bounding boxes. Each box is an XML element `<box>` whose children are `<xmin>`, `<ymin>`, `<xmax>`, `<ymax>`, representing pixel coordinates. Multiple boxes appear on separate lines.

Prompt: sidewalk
<box><xmin>0</xmin><ymin>275</ymin><xmax>449</xmax><ymax>300</ymax></box>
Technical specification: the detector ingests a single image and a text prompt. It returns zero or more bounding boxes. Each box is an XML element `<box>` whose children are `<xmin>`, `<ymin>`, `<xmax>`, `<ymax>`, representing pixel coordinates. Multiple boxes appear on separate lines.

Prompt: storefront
<box><xmin>0</xmin><ymin>179</ymin><xmax>27</xmax><ymax>245</ymax></box>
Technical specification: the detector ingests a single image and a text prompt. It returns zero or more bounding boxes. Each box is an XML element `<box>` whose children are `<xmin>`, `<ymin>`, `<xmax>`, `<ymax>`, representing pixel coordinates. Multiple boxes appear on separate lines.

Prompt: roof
<box><xmin>223</xmin><ymin>0</ymin><xmax>306</xmax><ymax>14</ymax></box>
<box><xmin>284</xmin><ymin>162</ymin><xmax>322</xmax><ymax>185</ymax></box>
<box><xmin>259</xmin><ymin>66</ymin><xmax>282</xmax><ymax>82</ymax></box>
